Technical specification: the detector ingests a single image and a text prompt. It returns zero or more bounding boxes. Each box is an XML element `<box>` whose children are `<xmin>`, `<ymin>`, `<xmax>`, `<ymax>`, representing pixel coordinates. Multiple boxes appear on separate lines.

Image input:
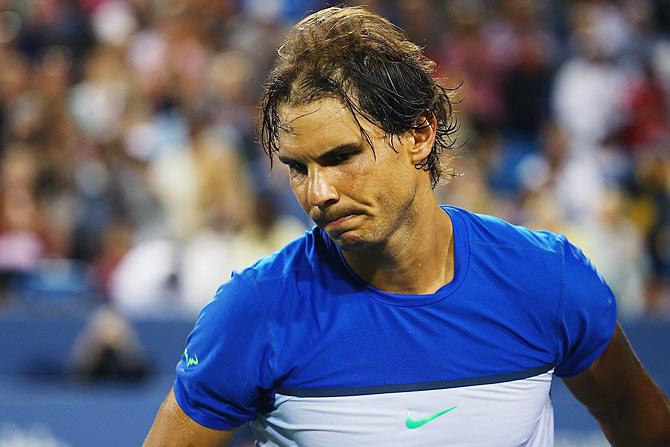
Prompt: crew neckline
<box><xmin>326</xmin><ymin>205</ymin><xmax>470</xmax><ymax>307</ymax></box>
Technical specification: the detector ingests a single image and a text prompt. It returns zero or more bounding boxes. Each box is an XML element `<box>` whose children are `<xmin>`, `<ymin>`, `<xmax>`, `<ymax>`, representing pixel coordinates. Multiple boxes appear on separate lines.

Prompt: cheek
<box><xmin>289</xmin><ymin>177</ymin><xmax>309</xmax><ymax>210</ymax></box>
<box><xmin>369</xmin><ymin>154</ymin><xmax>414</xmax><ymax>195</ymax></box>
<box><xmin>377</xmin><ymin>172</ymin><xmax>418</xmax><ymax>222</ymax></box>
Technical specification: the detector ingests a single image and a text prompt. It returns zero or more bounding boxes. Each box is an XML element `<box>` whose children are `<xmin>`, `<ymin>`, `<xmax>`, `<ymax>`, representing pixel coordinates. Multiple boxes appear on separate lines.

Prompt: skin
<box><xmin>144</xmin><ymin>97</ymin><xmax>670</xmax><ymax>447</ymax></box>
<box><xmin>565</xmin><ymin>324</ymin><xmax>670</xmax><ymax>447</ymax></box>
<box><xmin>143</xmin><ymin>389</ymin><xmax>237</xmax><ymax>447</ymax></box>
<box><xmin>275</xmin><ymin>97</ymin><xmax>454</xmax><ymax>294</ymax></box>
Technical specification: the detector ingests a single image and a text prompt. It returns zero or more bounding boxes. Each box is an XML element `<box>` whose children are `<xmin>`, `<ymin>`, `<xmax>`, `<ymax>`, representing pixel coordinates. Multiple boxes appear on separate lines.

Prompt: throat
<box><xmin>341</xmin><ymin>212</ymin><xmax>455</xmax><ymax>295</ymax></box>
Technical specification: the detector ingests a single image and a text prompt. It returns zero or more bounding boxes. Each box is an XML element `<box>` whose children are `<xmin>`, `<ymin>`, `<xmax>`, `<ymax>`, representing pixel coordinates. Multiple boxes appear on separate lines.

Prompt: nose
<box><xmin>307</xmin><ymin>167</ymin><xmax>338</xmax><ymax>208</ymax></box>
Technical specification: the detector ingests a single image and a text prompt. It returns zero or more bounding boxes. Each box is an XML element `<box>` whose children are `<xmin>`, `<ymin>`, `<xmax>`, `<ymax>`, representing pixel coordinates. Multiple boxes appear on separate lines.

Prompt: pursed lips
<box><xmin>318</xmin><ymin>212</ymin><xmax>360</xmax><ymax>230</ymax></box>
<box><xmin>327</xmin><ymin>214</ymin><xmax>354</xmax><ymax>227</ymax></box>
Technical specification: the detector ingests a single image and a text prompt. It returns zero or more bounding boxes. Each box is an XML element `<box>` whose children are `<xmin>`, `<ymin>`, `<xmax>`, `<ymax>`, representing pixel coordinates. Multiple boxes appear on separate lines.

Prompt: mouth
<box><xmin>321</xmin><ymin>213</ymin><xmax>360</xmax><ymax>232</ymax></box>
<box><xmin>327</xmin><ymin>214</ymin><xmax>353</xmax><ymax>226</ymax></box>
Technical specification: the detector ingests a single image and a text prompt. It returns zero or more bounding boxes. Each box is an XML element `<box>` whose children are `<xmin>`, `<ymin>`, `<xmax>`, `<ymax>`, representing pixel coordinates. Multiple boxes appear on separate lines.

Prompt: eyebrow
<box><xmin>277</xmin><ymin>143</ymin><xmax>362</xmax><ymax>165</ymax></box>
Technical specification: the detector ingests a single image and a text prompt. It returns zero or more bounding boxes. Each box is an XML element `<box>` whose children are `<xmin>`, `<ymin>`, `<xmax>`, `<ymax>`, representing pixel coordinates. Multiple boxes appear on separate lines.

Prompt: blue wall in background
<box><xmin>0</xmin><ymin>314</ymin><xmax>668</xmax><ymax>446</ymax></box>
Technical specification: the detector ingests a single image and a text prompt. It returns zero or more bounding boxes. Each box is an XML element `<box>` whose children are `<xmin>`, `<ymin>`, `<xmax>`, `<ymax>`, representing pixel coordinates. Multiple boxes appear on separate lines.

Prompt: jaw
<box><xmin>331</xmin><ymin>234</ymin><xmax>379</xmax><ymax>253</ymax></box>
<box><xmin>324</xmin><ymin>226</ymin><xmax>376</xmax><ymax>251</ymax></box>
<box><xmin>325</xmin><ymin>192</ymin><xmax>421</xmax><ymax>253</ymax></box>
<box><xmin>326</xmin><ymin>218</ymin><xmax>397</xmax><ymax>255</ymax></box>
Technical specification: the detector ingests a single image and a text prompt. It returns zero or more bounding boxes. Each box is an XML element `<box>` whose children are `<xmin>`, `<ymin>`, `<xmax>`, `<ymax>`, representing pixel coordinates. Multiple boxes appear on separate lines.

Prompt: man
<box><xmin>145</xmin><ymin>6</ymin><xmax>670</xmax><ymax>446</ymax></box>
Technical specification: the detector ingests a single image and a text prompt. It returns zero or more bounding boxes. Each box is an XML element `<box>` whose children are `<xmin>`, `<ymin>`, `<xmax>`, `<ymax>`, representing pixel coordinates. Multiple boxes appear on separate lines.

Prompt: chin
<box><xmin>328</xmin><ymin>229</ymin><xmax>380</xmax><ymax>252</ymax></box>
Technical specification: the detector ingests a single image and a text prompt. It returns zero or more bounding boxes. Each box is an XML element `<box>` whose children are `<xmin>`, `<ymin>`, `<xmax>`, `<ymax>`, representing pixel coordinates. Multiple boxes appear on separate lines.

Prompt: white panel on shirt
<box><xmin>250</xmin><ymin>370</ymin><xmax>554</xmax><ymax>446</ymax></box>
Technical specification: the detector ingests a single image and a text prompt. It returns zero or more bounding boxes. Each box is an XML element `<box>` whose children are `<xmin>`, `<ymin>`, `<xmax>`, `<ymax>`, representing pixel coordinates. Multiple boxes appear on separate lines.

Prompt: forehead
<box><xmin>277</xmin><ymin>97</ymin><xmax>378</xmax><ymax>157</ymax></box>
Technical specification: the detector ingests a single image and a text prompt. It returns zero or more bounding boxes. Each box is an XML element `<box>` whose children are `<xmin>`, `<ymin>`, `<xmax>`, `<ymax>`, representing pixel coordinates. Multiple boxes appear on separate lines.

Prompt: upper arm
<box><xmin>173</xmin><ymin>274</ymin><xmax>275</xmax><ymax>429</ymax></box>
<box><xmin>554</xmin><ymin>238</ymin><xmax>618</xmax><ymax>378</ymax></box>
<box><xmin>144</xmin><ymin>275</ymin><xmax>273</xmax><ymax>446</ymax></box>
<box><xmin>564</xmin><ymin>323</ymin><xmax>670</xmax><ymax>445</ymax></box>
<box><xmin>555</xmin><ymin>237</ymin><xmax>670</xmax><ymax>444</ymax></box>
<box><xmin>144</xmin><ymin>388</ymin><xmax>238</xmax><ymax>447</ymax></box>
<box><xmin>564</xmin><ymin>323</ymin><xmax>652</xmax><ymax>411</ymax></box>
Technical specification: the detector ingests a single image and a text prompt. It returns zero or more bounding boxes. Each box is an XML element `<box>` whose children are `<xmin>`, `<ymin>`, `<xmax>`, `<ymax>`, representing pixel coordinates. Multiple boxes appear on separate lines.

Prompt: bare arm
<box><xmin>564</xmin><ymin>323</ymin><xmax>670</xmax><ymax>447</ymax></box>
<box><xmin>143</xmin><ymin>388</ymin><xmax>239</xmax><ymax>447</ymax></box>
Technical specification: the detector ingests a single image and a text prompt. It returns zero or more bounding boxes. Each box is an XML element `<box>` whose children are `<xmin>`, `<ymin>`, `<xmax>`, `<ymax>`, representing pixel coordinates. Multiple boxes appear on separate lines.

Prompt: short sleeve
<box><xmin>554</xmin><ymin>237</ymin><xmax>617</xmax><ymax>377</ymax></box>
<box><xmin>173</xmin><ymin>272</ymin><xmax>275</xmax><ymax>429</ymax></box>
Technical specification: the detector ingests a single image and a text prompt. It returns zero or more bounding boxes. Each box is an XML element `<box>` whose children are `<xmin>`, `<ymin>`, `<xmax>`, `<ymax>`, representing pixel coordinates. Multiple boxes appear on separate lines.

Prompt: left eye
<box><xmin>328</xmin><ymin>152</ymin><xmax>353</xmax><ymax>165</ymax></box>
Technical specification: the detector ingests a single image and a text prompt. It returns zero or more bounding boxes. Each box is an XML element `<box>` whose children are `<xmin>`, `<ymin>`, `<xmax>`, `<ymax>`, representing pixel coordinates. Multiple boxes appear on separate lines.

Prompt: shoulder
<box><xmin>445</xmin><ymin>205</ymin><xmax>608</xmax><ymax>287</ymax></box>
<box><xmin>234</xmin><ymin>226</ymin><xmax>327</xmax><ymax>285</ymax></box>
<box><xmin>203</xmin><ymin>227</ymin><xmax>331</xmax><ymax>316</ymax></box>
<box><xmin>445</xmin><ymin>205</ymin><xmax>565</xmax><ymax>255</ymax></box>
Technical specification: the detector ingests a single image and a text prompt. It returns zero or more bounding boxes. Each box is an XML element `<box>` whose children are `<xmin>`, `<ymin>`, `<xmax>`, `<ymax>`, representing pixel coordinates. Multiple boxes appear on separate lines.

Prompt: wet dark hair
<box><xmin>259</xmin><ymin>6</ymin><xmax>458</xmax><ymax>188</ymax></box>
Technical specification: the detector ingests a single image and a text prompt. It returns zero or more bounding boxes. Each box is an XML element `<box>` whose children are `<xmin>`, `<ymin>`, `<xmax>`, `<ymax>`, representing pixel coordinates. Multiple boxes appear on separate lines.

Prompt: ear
<box><xmin>409</xmin><ymin>111</ymin><xmax>437</xmax><ymax>164</ymax></box>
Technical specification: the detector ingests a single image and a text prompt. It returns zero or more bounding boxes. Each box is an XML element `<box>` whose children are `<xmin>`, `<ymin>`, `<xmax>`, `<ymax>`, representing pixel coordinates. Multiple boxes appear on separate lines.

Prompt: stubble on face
<box><xmin>277</xmin><ymin>97</ymin><xmax>421</xmax><ymax>252</ymax></box>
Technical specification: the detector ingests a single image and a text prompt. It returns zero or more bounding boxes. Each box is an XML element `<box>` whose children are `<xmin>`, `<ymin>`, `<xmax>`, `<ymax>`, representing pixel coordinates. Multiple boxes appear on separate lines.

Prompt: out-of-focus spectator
<box><xmin>0</xmin><ymin>145</ymin><xmax>43</xmax><ymax>300</ymax></box>
<box><xmin>438</xmin><ymin>0</ymin><xmax>507</xmax><ymax>129</ymax></box>
<box><xmin>108</xmin><ymin>238</ymin><xmax>180</xmax><ymax>317</ymax></box>
<box><xmin>552</xmin><ymin>2</ymin><xmax>628</xmax><ymax>147</ymax></box>
<box><xmin>521</xmin><ymin>122</ymin><xmax>607</xmax><ymax>223</ymax></box>
<box><xmin>499</xmin><ymin>0</ymin><xmax>555</xmax><ymax>138</ymax></box>
<box><xmin>578</xmin><ymin>188</ymin><xmax>648</xmax><ymax>319</ymax></box>
<box><xmin>71</xmin><ymin>306</ymin><xmax>150</xmax><ymax>380</ymax></box>
<box><xmin>148</xmin><ymin>124</ymin><xmax>253</xmax><ymax>240</ymax></box>
<box><xmin>630</xmin><ymin>150</ymin><xmax>670</xmax><ymax>314</ymax></box>
<box><xmin>621</xmin><ymin>60</ymin><xmax>670</xmax><ymax>152</ymax></box>
<box><xmin>180</xmin><ymin>194</ymin><xmax>305</xmax><ymax>316</ymax></box>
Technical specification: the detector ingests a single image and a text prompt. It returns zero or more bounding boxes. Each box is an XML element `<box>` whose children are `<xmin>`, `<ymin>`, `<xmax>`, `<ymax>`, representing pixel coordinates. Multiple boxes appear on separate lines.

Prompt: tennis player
<box><xmin>145</xmin><ymin>6</ymin><xmax>670</xmax><ymax>446</ymax></box>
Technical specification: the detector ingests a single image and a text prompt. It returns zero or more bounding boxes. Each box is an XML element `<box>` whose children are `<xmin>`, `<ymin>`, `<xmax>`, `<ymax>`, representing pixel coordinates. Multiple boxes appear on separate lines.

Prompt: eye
<box><xmin>288</xmin><ymin>161</ymin><xmax>307</xmax><ymax>176</ymax></box>
<box><xmin>324</xmin><ymin>152</ymin><xmax>354</xmax><ymax>166</ymax></box>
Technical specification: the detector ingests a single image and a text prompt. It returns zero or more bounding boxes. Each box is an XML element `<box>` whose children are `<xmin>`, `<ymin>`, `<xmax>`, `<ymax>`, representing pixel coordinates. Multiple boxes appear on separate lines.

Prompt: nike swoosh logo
<box><xmin>184</xmin><ymin>348</ymin><xmax>199</xmax><ymax>367</ymax></box>
<box><xmin>405</xmin><ymin>405</ymin><xmax>458</xmax><ymax>429</ymax></box>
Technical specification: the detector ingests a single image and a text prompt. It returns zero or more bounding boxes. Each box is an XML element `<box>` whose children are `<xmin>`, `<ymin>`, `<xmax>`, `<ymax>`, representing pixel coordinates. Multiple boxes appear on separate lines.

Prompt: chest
<box><xmin>253</xmin><ymin>370</ymin><xmax>554</xmax><ymax>447</ymax></box>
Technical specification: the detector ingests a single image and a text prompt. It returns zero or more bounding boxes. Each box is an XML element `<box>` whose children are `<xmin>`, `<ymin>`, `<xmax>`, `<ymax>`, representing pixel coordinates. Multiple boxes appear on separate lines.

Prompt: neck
<box><xmin>341</xmin><ymin>199</ymin><xmax>454</xmax><ymax>295</ymax></box>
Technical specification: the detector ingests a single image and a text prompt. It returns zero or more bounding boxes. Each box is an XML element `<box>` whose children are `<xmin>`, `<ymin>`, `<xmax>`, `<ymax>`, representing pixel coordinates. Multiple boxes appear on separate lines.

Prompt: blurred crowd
<box><xmin>0</xmin><ymin>0</ymin><xmax>669</xmax><ymax>319</ymax></box>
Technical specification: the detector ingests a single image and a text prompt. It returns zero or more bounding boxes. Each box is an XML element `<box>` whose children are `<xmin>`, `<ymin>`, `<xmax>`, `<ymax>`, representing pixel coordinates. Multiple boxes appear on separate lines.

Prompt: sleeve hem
<box><xmin>554</xmin><ymin>317</ymin><xmax>617</xmax><ymax>378</ymax></box>
<box><xmin>172</xmin><ymin>380</ymin><xmax>249</xmax><ymax>431</ymax></box>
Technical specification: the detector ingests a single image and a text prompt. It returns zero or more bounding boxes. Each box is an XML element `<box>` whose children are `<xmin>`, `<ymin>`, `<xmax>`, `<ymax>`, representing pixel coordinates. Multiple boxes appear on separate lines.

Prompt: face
<box><xmin>277</xmin><ymin>97</ymin><xmax>431</xmax><ymax>251</ymax></box>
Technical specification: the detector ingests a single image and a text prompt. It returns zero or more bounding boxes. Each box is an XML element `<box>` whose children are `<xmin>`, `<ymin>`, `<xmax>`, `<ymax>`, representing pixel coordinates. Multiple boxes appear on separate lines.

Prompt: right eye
<box><xmin>288</xmin><ymin>161</ymin><xmax>307</xmax><ymax>176</ymax></box>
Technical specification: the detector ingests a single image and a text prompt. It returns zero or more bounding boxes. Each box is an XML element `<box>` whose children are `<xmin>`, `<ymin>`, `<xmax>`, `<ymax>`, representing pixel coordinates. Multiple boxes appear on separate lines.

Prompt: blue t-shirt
<box><xmin>173</xmin><ymin>206</ymin><xmax>617</xmax><ymax>446</ymax></box>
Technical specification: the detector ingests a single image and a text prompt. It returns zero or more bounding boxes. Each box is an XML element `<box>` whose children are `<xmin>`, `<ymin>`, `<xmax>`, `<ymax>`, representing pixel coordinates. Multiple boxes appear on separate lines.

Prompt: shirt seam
<box><xmin>276</xmin><ymin>363</ymin><xmax>555</xmax><ymax>397</ymax></box>
<box><xmin>469</xmin><ymin>239</ymin><xmax>561</xmax><ymax>254</ymax></box>
<box><xmin>554</xmin><ymin>237</ymin><xmax>566</xmax><ymax>370</ymax></box>
<box><xmin>246</xmin><ymin>269</ymin><xmax>279</xmax><ymax>412</ymax></box>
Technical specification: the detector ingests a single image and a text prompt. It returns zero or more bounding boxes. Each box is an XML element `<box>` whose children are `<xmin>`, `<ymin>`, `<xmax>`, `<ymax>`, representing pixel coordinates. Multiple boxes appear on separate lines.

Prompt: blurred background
<box><xmin>0</xmin><ymin>0</ymin><xmax>668</xmax><ymax>445</ymax></box>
